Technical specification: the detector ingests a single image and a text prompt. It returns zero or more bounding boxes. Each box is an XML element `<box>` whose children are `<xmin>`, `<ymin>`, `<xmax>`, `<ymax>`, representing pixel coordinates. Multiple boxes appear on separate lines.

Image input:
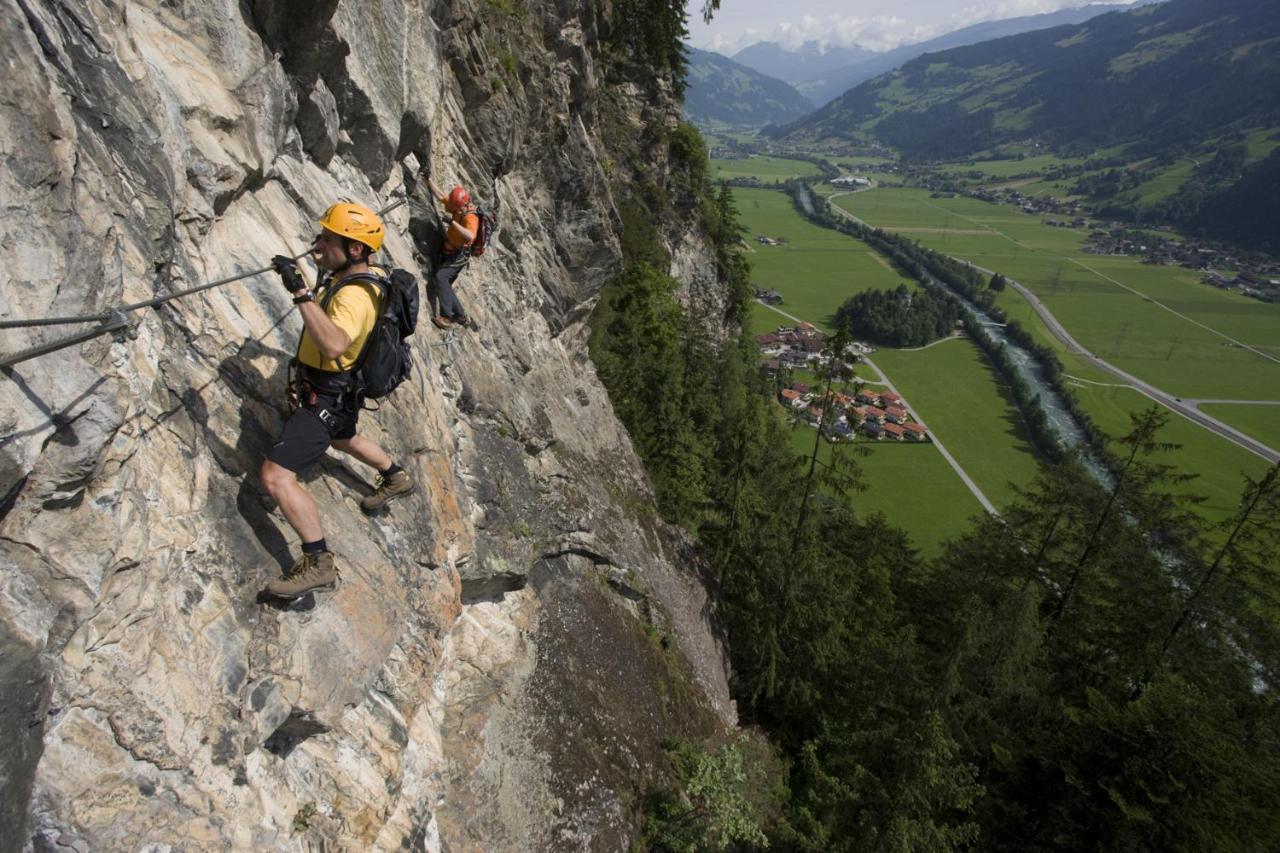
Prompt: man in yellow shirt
<box><xmin>425</xmin><ymin>177</ymin><xmax>479</xmax><ymax>328</ymax></box>
<box><xmin>259</xmin><ymin>202</ymin><xmax>415</xmax><ymax>601</ymax></box>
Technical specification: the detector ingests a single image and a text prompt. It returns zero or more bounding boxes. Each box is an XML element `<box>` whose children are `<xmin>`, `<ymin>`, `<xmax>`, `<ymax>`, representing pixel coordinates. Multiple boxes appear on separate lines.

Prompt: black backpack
<box><xmin>322</xmin><ymin>268</ymin><xmax>419</xmax><ymax>400</ymax></box>
<box><xmin>470</xmin><ymin>205</ymin><xmax>498</xmax><ymax>257</ymax></box>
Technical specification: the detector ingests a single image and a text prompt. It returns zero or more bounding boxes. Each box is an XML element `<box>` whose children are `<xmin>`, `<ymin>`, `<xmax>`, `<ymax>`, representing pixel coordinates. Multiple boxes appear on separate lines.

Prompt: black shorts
<box><xmin>266</xmin><ymin>393</ymin><xmax>360</xmax><ymax>473</ymax></box>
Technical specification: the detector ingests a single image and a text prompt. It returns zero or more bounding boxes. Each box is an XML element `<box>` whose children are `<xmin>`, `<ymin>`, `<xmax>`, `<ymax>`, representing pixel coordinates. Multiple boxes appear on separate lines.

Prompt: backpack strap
<box><xmin>321</xmin><ymin>271</ymin><xmax>389</xmax><ymax>376</ymax></box>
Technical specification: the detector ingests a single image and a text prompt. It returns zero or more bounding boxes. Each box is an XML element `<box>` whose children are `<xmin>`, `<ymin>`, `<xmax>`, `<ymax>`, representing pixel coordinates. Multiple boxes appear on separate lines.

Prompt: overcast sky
<box><xmin>686</xmin><ymin>0</ymin><xmax>1142</xmax><ymax>54</ymax></box>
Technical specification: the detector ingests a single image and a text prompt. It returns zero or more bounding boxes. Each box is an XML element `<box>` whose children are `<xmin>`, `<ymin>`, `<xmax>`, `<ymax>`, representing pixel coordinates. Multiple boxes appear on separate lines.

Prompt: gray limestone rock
<box><xmin>0</xmin><ymin>0</ymin><xmax>733</xmax><ymax>849</ymax></box>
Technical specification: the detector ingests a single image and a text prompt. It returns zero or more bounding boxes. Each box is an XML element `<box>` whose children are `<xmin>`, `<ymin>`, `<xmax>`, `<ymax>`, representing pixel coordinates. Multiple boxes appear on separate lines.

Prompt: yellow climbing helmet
<box><xmin>317</xmin><ymin>202</ymin><xmax>385</xmax><ymax>252</ymax></box>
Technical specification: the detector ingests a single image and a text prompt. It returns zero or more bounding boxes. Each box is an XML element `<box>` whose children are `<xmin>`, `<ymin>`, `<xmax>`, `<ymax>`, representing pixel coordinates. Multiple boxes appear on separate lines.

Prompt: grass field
<box><xmin>833</xmin><ymin>189</ymin><xmax>1280</xmax><ymax>400</ymax></box>
<box><xmin>1067</xmin><ymin>383</ymin><xmax>1273</xmax><ymax>523</ymax></box>
<box><xmin>935</xmin><ymin>152</ymin><xmax>1084</xmax><ymax>178</ymax></box>
<box><xmin>872</xmin><ymin>339</ymin><xmax>1043</xmax><ymax>511</ymax></box>
<box><xmin>732</xmin><ymin>183</ymin><xmax>996</xmax><ymax>553</ymax></box>
<box><xmin>1198</xmin><ymin>404</ymin><xmax>1280</xmax><ymax>455</ymax></box>
<box><xmin>829</xmin><ymin>186</ymin><xmax>1279</xmax><ymax>523</ymax></box>
<box><xmin>712</xmin><ymin>156</ymin><xmax>821</xmax><ymax>182</ymax></box>
<box><xmin>781</xmin><ymin>412</ymin><xmax>985</xmax><ymax>557</ymax></box>
<box><xmin>734</xmin><ymin>188</ymin><xmax>910</xmax><ymax>329</ymax></box>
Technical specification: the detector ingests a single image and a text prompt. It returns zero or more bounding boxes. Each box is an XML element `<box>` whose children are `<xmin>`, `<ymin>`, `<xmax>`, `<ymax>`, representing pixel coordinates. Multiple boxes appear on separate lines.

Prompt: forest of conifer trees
<box><xmin>589</xmin><ymin>114</ymin><xmax>1280</xmax><ymax>853</ymax></box>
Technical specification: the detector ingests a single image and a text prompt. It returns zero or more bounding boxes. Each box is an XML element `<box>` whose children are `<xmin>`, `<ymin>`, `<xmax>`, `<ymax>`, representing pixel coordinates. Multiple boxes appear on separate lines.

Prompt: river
<box><xmin>797</xmin><ymin>183</ymin><xmax>1112</xmax><ymax>482</ymax></box>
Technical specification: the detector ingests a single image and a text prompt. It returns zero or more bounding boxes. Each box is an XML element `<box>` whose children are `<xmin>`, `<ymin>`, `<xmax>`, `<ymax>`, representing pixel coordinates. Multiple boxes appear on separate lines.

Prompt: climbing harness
<box><xmin>0</xmin><ymin>197</ymin><xmax>409</xmax><ymax>369</ymax></box>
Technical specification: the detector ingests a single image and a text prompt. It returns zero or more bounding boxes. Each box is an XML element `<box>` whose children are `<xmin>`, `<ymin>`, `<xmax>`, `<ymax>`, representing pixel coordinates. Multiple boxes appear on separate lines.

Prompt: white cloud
<box><xmin>715</xmin><ymin>14</ymin><xmax>938</xmax><ymax>53</ymax></box>
<box><xmin>689</xmin><ymin>0</ymin><xmax>1146</xmax><ymax>54</ymax></box>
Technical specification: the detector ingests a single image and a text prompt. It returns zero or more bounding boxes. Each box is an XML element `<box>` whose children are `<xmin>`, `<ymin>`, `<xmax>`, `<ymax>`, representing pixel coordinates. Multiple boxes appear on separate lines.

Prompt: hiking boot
<box><xmin>451</xmin><ymin>315</ymin><xmax>469</xmax><ymax>328</ymax></box>
<box><xmin>360</xmin><ymin>469</ymin><xmax>415</xmax><ymax>513</ymax></box>
<box><xmin>262</xmin><ymin>551</ymin><xmax>338</xmax><ymax>600</ymax></box>
<box><xmin>431</xmin><ymin>315</ymin><xmax>452</xmax><ymax>330</ymax></box>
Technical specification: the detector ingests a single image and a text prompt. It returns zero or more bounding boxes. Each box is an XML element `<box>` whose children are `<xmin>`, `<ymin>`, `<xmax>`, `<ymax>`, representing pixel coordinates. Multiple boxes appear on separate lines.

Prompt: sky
<box><xmin>685</xmin><ymin>0</ymin><xmax>1142</xmax><ymax>54</ymax></box>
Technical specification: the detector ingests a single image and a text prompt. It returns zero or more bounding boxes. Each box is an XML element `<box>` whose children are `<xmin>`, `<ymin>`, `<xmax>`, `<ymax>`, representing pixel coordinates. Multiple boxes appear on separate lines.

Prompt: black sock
<box><xmin>380</xmin><ymin>462</ymin><xmax>402</xmax><ymax>478</ymax></box>
<box><xmin>302</xmin><ymin>538</ymin><xmax>327</xmax><ymax>555</ymax></box>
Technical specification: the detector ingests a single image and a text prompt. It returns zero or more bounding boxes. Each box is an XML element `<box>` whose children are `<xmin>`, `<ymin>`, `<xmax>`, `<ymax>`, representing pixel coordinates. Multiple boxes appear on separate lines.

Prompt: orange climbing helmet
<box><xmin>317</xmin><ymin>202</ymin><xmax>385</xmax><ymax>252</ymax></box>
<box><xmin>446</xmin><ymin>186</ymin><xmax>471</xmax><ymax>212</ymax></box>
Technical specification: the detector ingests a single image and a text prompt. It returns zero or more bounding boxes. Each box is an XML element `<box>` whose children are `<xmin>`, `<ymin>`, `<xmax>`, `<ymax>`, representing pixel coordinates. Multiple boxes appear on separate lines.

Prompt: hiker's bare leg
<box><xmin>332</xmin><ymin>435</ymin><xmax>392</xmax><ymax>472</ymax></box>
<box><xmin>261</xmin><ymin>460</ymin><xmax>325</xmax><ymax>542</ymax></box>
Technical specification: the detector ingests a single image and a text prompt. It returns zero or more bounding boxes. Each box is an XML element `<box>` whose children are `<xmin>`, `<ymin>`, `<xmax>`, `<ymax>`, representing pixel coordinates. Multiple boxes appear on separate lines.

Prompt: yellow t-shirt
<box><xmin>296</xmin><ymin>273</ymin><xmax>382</xmax><ymax>372</ymax></box>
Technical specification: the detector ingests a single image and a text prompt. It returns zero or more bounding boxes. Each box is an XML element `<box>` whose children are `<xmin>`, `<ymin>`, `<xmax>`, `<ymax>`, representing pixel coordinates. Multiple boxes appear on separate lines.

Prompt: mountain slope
<box><xmin>797</xmin><ymin>2</ymin><xmax>1151</xmax><ymax>105</ymax></box>
<box><xmin>773</xmin><ymin>0</ymin><xmax>1280</xmax><ymax>160</ymax></box>
<box><xmin>731</xmin><ymin>41</ymin><xmax>874</xmax><ymax>86</ymax></box>
<box><xmin>0</xmin><ymin>1</ymin><xmax>734</xmax><ymax>848</ymax></box>
<box><xmin>685</xmin><ymin>47</ymin><xmax>814</xmax><ymax>128</ymax></box>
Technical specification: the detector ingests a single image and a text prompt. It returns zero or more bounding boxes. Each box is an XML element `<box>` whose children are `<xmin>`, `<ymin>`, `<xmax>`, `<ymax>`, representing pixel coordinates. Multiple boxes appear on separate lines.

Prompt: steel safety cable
<box><xmin>0</xmin><ymin>197</ymin><xmax>409</xmax><ymax>369</ymax></box>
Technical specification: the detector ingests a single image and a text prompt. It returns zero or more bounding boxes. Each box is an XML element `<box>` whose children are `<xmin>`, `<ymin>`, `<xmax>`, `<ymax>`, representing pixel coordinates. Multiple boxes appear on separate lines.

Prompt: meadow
<box><xmin>872</xmin><ymin>339</ymin><xmax>1043</xmax><ymax>511</ymax></box>
<box><xmin>780</xmin><ymin>409</ymin><xmax>985</xmax><ymax>557</ymax></box>
<box><xmin>1199</xmin><ymin>404</ymin><xmax>1280</xmax><ymax>456</ymax></box>
<box><xmin>711</xmin><ymin>155</ymin><xmax>821</xmax><ymax>182</ymax></box>
<box><xmin>735</xmin><ymin>184</ymin><xmax>1040</xmax><ymax>551</ymax></box>
<box><xmin>1067</xmin><ymin>382</ymin><xmax>1272</xmax><ymax>522</ymax></box>
<box><xmin>833</xmin><ymin>188</ymin><xmax>1280</xmax><ymax>401</ymax></box>
<box><xmin>829</xmin><ymin>186</ymin><xmax>1278</xmax><ymax>524</ymax></box>
<box><xmin>734</xmin><ymin>188</ymin><xmax>910</xmax><ymax>329</ymax></box>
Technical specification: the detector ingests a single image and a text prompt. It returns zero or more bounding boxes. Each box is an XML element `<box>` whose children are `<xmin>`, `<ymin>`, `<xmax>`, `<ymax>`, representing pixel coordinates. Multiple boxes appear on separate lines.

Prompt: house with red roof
<box><xmin>884</xmin><ymin>406</ymin><xmax>909</xmax><ymax>424</ymax></box>
<box><xmin>903</xmin><ymin>423</ymin><xmax>930</xmax><ymax>441</ymax></box>
<box><xmin>858</xmin><ymin>406</ymin><xmax>885</xmax><ymax>425</ymax></box>
<box><xmin>780</xmin><ymin>388</ymin><xmax>807</xmax><ymax>409</ymax></box>
<box><xmin>882</xmin><ymin>422</ymin><xmax>906</xmax><ymax>441</ymax></box>
<box><xmin>879</xmin><ymin>390</ymin><xmax>904</xmax><ymax>406</ymax></box>
<box><xmin>856</xmin><ymin>388</ymin><xmax>881</xmax><ymax>406</ymax></box>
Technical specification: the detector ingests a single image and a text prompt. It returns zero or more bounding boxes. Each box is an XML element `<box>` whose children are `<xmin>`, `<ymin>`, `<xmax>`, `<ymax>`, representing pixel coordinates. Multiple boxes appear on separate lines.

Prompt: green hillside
<box><xmin>773</xmin><ymin>0</ymin><xmax>1280</xmax><ymax>162</ymax></box>
<box><xmin>770</xmin><ymin>0</ymin><xmax>1280</xmax><ymax>249</ymax></box>
<box><xmin>684</xmin><ymin>47</ymin><xmax>814</xmax><ymax>129</ymax></box>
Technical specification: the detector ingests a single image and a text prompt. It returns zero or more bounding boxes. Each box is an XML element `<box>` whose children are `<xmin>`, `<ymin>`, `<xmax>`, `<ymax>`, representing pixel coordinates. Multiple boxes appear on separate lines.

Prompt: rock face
<box><xmin>0</xmin><ymin>1</ymin><xmax>733</xmax><ymax>849</ymax></box>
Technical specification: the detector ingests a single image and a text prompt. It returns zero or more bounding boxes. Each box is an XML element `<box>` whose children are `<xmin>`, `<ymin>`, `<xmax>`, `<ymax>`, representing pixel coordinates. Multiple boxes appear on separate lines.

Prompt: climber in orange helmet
<box><xmin>425</xmin><ymin>177</ymin><xmax>479</xmax><ymax>329</ymax></box>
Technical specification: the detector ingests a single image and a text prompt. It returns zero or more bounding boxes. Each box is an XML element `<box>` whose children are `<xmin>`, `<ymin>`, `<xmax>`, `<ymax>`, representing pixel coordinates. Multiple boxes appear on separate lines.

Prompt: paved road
<box><xmin>756</xmin><ymin>300</ymin><xmax>1000</xmax><ymax>516</ymax></box>
<box><xmin>823</xmin><ymin>199</ymin><xmax>1280</xmax><ymax>465</ymax></box>
<box><xmin>1003</xmin><ymin>278</ymin><xmax>1278</xmax><ymax>465</ymax></box>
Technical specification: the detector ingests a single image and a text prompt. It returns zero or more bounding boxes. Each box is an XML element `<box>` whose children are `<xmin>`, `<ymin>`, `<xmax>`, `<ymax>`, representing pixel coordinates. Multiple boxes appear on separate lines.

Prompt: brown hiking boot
<box><xmin>431</xmin><ymin>315</ymin><xmax>452</xmax><ymax>330</ymax></box>
<box><xmin>360</xmin><ymin>469</ymin><xmax>415</xmax><ymax>513</ymax></box>
<box><xmin>262</xmin><ymin>551</ymin><xmax>338</xmax><ymax>600</ymax></box>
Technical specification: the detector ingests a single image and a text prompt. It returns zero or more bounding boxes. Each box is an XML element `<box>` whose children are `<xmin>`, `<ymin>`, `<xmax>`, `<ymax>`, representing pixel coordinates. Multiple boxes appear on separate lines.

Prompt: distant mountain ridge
<box><xmin>770</xmin><ymin>0</ymin><xmax>1280</xmax><ymax>160</ymax></box>
<box><xmin>683</xmin><ymin>47</ymin><xmax>814</xmax><ymax>128</ymax></box>
<box><xmin>730</xmin><ymin>41</ymin><xmax>876</xmax><ymax>87</ymax></box>
<box><xmin>793</xmin><ymin>2</ymin><xmax>1153</xmax><ymax>105</ymax></box>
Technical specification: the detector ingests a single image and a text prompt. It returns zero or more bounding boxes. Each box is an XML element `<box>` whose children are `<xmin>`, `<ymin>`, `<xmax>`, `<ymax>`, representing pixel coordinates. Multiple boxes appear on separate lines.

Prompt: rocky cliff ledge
<box><xmin>0</xmin><ymin>1</ymin><xmax>733</xmax><ymax>849</ymax></box>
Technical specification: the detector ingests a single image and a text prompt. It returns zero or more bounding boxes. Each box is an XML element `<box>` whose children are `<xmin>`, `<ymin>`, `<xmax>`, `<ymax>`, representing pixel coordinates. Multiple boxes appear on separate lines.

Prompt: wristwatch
<box><xmin>292</xmin><ymin>289</ymin><xmax>314</xmax><ymax>305</ymax></box>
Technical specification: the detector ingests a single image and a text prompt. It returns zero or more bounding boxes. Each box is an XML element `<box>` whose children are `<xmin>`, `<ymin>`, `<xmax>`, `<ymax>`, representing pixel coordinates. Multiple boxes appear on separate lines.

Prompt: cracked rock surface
<box><xmin>0</xmin><ymin>1</ymin><xmax>733</xmax><ymax>849</ymax></box>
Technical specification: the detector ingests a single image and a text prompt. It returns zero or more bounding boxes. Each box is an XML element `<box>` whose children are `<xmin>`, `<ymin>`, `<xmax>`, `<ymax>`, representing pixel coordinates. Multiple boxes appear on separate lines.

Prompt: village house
<box><xmin>781</xmin><ymin>351</ymin><xmax>808</xmax><ymax>367</ymax></box>
<box><xmin>882</xmin><ymin>423</ymin><xmax>906</xmax><ymax>441</ymax></box>
<box><xmin>780</xmin><ymin>389</ymin><xmax>807</xmax><ymax>410</ymax></box>
<box><xmin>754</xmin><ymin>287</ymin><xmax>783</xmax><ymax>305</ymax></box>
<box><xmin>858</xmin><ymin>406</ymin><xmax>885</xmax><ymax>425</ymax></box>
<box><xmin>878</xmin><ymin>389</ymin><xmax>904</xmax><ymax>407</ymax></box>
<box><xmin>903</xmin><ymin>423</ymin><xmax>930</xmax><ymax>442</ymax></box>
<box><xmin>884</xmin><ymin>406</ymin><xmax>909</xmax><ymax>424</ymax></box>
<box><xmin>861</xmin><ymin>421</ymin><xmax>884</xmax><ymax>440</ymax></box>
<box><xmin>856</xmin><ymin>387</ymin><xmax>881</xmax><ymax>406</ymax></box>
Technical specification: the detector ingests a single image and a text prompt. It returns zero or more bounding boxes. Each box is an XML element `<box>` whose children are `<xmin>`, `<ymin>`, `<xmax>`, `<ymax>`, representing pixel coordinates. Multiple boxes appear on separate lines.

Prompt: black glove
<box><xmin>272</xmin><ymin>255</ymin><xmax>304</xmax><ymax>293</ymax></box>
